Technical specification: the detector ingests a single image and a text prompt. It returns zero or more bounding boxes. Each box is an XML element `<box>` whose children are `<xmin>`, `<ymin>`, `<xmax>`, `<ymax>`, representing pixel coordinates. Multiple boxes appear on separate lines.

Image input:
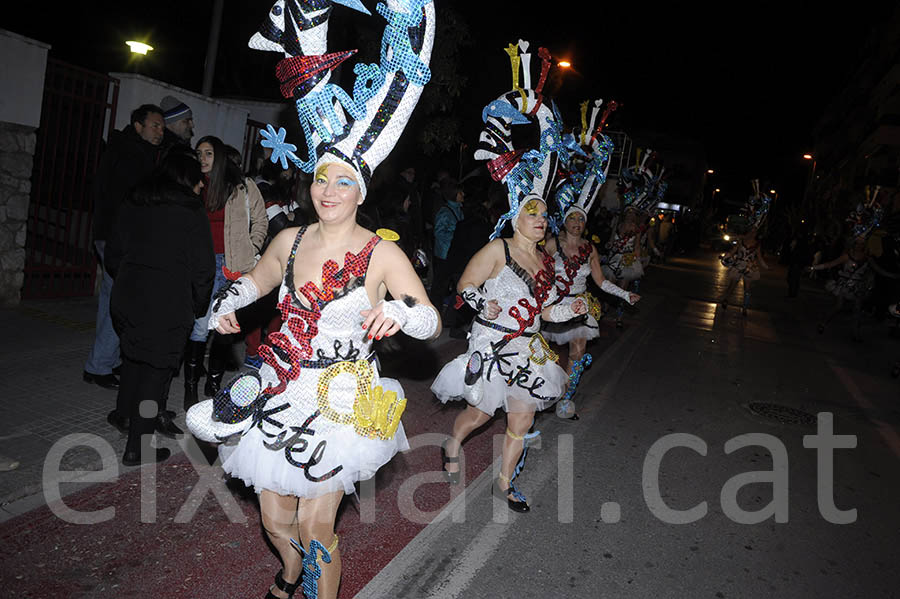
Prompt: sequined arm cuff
<box><xmin>381</xmin><ymin>298</ymin><xmax>440</xmax><ymax>340</ymax></box>
<box><xmin>546</xmin><ymin>301</ymin><xmax>580</xmax><ymax>323</ymax></box>
<box><xmin>208</xmin><ymin>276</ymin><xmax>260</xmax><ymax>331</ymax></box>
<box><xmin>459</xmin><ymin>285</ymin><xmax>489</xmax><ymax>316</ymax></box>
<box><xmin>601</xmin><ymin>279</ymin><xmax>634</xmax><ymax>304</ymax></box>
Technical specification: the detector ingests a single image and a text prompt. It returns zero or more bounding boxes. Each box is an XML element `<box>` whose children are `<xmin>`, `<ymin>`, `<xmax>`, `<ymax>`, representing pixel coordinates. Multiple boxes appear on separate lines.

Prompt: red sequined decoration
<box><xmin>259</xmin><ymin>236</ymin><xmax>380</xmax><ymax>396</ymax></box>
<box><xmin>504</xmin><ymin>250</ymin><xmax>556</xmax><ymax>342</ymax></box>
<box><xmin>554</xmin><ymin>243</ymin><xmax>592</xmax><ymax>299</ymax></box>
<box><xmin>487</xmin><ymin>149</ymin><xmax>526</xmax><ymax>182</ymax></box>
<box><xmin>534</xmin><ymin>47</ymin><xmax>552</xmax><ymax>94</ymax></box>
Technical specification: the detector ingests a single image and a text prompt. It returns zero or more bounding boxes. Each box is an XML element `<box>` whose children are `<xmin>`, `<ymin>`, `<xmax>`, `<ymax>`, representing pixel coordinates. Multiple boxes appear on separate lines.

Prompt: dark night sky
<box><xmin>11</xmin><ymin>2</ymin><xmax>897</xmax><ymax>205</ymax></box>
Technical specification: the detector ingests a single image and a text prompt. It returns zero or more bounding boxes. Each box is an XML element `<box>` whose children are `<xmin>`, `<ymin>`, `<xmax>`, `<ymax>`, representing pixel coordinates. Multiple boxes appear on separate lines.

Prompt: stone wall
<box><xmin>0</xmin><ymin>121</ymin><xmax>35</xmax><ymax>305</ymax></box>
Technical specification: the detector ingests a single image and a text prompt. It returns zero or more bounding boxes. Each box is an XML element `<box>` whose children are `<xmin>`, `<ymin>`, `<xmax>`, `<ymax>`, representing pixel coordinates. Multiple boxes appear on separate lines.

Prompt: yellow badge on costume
<box><xmin>528</xmin><ymin>333</ymin><xmax>559</xmax><ymax>365</ymax></box>
<box><xmin>376</xmin><ymin>228</ymin><xmax>400</xmax><ymax>241</ymax></box>
<box><xmin>317</xmin><ymin>360</ymin><xmax>406</xmax><ymax>440</ymax></box>
<box><xmin>576</xmin><ymin>292</ymin><xmax>603</xmax><ymax>320</ymax></box>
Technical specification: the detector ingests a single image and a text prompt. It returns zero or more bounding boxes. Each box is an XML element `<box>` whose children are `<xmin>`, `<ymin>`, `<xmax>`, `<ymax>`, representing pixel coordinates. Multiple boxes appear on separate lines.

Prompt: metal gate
<box><xmin>22</xmin><ymin>59</ymin><xmax>119</xmax><ymax>298</ymax></box>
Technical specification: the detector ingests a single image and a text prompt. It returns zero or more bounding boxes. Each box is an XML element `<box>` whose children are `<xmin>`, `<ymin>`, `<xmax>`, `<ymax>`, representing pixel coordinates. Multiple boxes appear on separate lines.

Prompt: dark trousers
<box><xmin>116</xmin><ymin>358</ymin><xmax>173</xmax><ymax>454</ymax></box>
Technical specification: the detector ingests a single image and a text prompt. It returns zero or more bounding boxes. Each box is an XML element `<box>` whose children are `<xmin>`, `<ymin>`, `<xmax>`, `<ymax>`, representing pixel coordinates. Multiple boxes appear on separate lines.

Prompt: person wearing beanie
<box><xmin>160</xmin><ymin>95</ymin><xmax>194</xmax><ymax>146</ymax></box>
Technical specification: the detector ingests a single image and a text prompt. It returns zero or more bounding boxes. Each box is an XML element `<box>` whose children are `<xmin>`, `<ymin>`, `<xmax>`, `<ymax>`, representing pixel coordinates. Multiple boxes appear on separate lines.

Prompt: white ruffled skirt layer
<box><xmin>602</xmin><ymin>261</ymin><xmax>644</xmax><ymax>283</ymax></box>
<box><xmin>542</xmin><ymin>314</ymin><xmax>600</xmax><ymax>344</ymax></box>
<box><xmin>430</xmin><ymin>321</ymin><xmax>568</xmax><ymax>415</ymax></box>
<box><xmin>188</xmin><ymin>368</ymin><xmax>408</xmax><ymax>499</ymax></box>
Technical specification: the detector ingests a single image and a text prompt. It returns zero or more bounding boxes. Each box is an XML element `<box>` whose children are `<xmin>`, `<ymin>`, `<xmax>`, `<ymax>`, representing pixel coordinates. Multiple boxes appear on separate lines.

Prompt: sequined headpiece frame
<box><xmin>846</xmin><ymin>185</ymin><xmax>883</xmax><ymax>240</ymax></box>
<box><xmin>743</xmin><ymin>179</ymin><xmax>772</xmax><ymax>230</ymax></box>
<box><xmin>556</xmin><ymin>99</ymin><xmax>617</xmax><ymax>227</ymax></box>
<box><xmin>474</xmin><ymin>40</ymin><xmax>565</xmax><ymax>240</ymax></box>
<box><xmin>619</xmin><ymin>148</ymin><xmax>661</xmax><ymax>215</ymax></box>
<box><xmin>251</xmin><ymin>0</ymin><xmax>436</xmax><ymax>199</ymax></box>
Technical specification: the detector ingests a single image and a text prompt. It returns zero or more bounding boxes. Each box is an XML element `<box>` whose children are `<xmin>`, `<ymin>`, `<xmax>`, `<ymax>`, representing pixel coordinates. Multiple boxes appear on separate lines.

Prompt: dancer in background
<box><xmin>720</xmin><ymin>181</ymin><xmax>771</xmax><ymax>315</ymax></box>
<box><xmin>544</xmin><ymin>99</ymin><xmax>639</xmax><ymax>420</ymax></box>
<box><xmin>432</xmin><ymin>41</ymin><xmax>586</xmax><ymax>513</ymax></box>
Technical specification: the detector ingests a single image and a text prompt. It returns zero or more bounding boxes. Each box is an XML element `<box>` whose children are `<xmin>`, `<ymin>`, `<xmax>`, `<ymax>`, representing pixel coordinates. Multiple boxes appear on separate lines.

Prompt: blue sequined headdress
<box><xmin>846</xmin><ymin>185</ymin><xmax>883</xmax><ymax>240</ymax></box>
<box><xmin>742</xmin><ymin>179</ymin><xmax>772</xmax><ymax>230</ymax></box>
<box><xmin>555</xmin><ymin>99</ymin><xmax>617</xmax><ymax>227</ymax></box>
<box><xmin>474</xmin><ymin>40</ymin><xmax>566</xmax><ymax>239</ymax></box>
<box><xmin>250</xmin><ymin>0</ymin><xmax>436</xmax><ymax>199</ymax></box>
<box><xmin>619</xmin><ymin>149</ymin><xmax>659</xmax><ymax>215</ymax></box>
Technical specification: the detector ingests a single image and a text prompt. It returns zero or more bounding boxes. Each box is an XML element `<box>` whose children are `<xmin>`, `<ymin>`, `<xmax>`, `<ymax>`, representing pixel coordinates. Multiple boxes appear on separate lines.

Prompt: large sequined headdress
<box><xmin>251</xmin><ymin>0</ymin><xmax>436</xmax><ymax>199</ymax></box>
<box><xmin>742</xmin><ymin>179</ymin><xmax>772</xmax><ymax>230</ymax></box>
<box><xmin>474</xmin><ymin>40</ymin><xmax>566</xmax><ymax>239</ymax></box>
<box><xmin>556</xmin><ymin>99</ymin><xmax>617</xmax><ymax>227</ymax></box>
<box><xmin>846</xmin><ymin>185</ymin><xmax>883</xmax><ymax>240</ymax></box>
<box><xmin>619</xmin><ymin>149</ymin><xmax>659</xmax><ymax>215</ymax></box>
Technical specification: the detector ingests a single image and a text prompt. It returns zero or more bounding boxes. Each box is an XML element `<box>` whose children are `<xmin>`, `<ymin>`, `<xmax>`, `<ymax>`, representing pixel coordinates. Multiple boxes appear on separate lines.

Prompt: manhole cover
<box><xmin>743</xmin><ymin>402</ymin><xmax>818</xmax><ymax>427</ymax></box>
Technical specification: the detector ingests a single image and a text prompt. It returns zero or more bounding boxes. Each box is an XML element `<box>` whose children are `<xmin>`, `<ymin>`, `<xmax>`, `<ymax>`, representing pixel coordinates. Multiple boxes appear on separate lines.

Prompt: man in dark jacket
<box><xmin>83</xmin><ymin>104</ymin><xmax>164</xmax><ymax>391</ymax></box>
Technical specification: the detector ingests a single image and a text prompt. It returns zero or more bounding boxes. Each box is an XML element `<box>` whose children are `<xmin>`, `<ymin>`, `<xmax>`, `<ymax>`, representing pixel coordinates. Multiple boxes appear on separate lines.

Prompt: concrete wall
<box><xmin>0</xmin><ymin>30</ymin><xmax>47</xmax><ymax>304</ymax></box>
<box><xmin>0</xmin><ymin>30</ymin><xmax>49</xmax><ymax>129</ymax></box>
<box><xmin>108</xmin><ymin>73</ymin><xmax>251</xmax><ymax>150</ymax></box>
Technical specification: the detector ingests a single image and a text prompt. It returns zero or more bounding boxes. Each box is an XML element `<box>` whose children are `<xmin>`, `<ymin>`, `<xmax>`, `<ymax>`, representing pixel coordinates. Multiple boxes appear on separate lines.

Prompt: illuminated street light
<box><xmin>803</xmin><ymin>153</ymin><xmax>813</xmax><ymax>160</ymax></box>
<box><xmin>557</xmin><ymin>61</ymin><xmax>571</xmax><ymax>68</ymax></box>
<box><xmin>707</xmin><ymin>169</ymin><xmax>715</xmax><ymax>174</ymax></box>
<box><xmin>126</xmin><ymin>41</ymin><xmax>154</xmax><ymax>55</ymax></box>
<box><xmin>770</xmin><ymin>189</ymin><xmax>776</xmax><ymax>194</ymax></box>
<box><xmin>715</xmin><ymin>188</ymin><xmax>721</xmax><ymax>193</ymax></box>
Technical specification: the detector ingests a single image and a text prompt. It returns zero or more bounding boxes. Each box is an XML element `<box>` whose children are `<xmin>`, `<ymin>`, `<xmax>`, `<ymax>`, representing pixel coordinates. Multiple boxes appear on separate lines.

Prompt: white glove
<box><xmin>208</xmin><ymin>276</ymin><xmax>259</xmax><ymax>331</ymax></box>
<box><xmin>379</xmin><ymin>298</ymin><xmax>440</xmax><ymax>340</ymax></box>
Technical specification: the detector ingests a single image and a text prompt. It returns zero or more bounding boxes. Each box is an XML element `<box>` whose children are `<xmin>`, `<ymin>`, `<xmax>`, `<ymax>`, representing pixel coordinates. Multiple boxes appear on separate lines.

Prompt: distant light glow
<box><xmin>723</xmin><ymin>234</ymin><xmax>731</xmax><ymax>241</ymax></box>
<box><xmin>714</xmin><ymin>188</ymin><xmax>721</xmax><ymax>193</ymax></box>
<box><xmin>126</xmin><ymin>41</ymin><xmax>154</xmax><ymax>55</ymax></box>
<box><xmin>770</xmin><ymin>189</ymin><xmax>776</xmax><ymax>194</ymax></box>
<box><xmin>707</xmin><ymin>169</ymin><xmax>714</xmax><ymax>174</ymax></box>
<box><xmin>803</xmin><ymin>153</ymin><xmax>813</xmax><ymax>160</ymax></box>
<box><xmin>557</xmin><ymin>61</ymin><xmax>572</xmax><ymax>68</ymax></box>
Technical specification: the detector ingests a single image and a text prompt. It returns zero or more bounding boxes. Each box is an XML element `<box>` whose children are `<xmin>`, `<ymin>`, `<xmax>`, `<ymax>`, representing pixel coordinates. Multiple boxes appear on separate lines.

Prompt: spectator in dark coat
<box><xmin>106</xmin><ymin>149</ymin><xmax>215</xmax><ymax>466</ymax></box>
<box><xmin>84</xmin><ymin>104</ymin><xmax>165</xmax><ymax>391</ymax></box>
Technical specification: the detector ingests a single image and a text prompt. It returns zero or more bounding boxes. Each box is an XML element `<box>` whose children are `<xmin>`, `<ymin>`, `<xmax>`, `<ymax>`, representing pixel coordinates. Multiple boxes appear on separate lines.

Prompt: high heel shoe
<box><xmin>264</xmin><ymin>570</ymin><xmax>300</xmax><ymax>599</ymax></box>
<box><xmin>441</xmin><ymin>441</ymin><xmax>460</xmax><ymax>485</ymax></box>
<box><xmin>493</xmin><ymin>477</ymin><xmax>530</xmax><ymax>513</ymax></box>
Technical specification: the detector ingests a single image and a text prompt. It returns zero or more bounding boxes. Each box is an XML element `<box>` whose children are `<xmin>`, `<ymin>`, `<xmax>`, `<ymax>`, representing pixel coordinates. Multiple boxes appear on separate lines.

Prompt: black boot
<box><xmin>204</xmin><ymin>339</ymin><xmax>228</xmax><ymax>398</ymax></box>
<box><xmin>184</xmin><ymin>340</ymin><xmax>206</xmax><ymax>411</ymax></box>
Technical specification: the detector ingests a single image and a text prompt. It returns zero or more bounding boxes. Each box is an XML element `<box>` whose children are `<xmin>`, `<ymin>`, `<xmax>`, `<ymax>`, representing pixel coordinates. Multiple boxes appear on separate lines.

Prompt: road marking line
<box><xmin>354</xmin><ymin>320</ymin><xmax>653</xmax><ymax>599</ymax></box>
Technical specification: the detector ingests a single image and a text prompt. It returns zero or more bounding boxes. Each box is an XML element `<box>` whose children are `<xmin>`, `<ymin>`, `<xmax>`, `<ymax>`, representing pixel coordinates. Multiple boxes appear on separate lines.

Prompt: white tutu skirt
<box><xmin>602</xmin><ymin>261</ymin><xmax>644</xmax><ymax>283</ymax></box>
<box><xmin>542</xmin><ymin>314</ymin><xmax>600</xmax><ymax>344</ymax></box>
<box><xmin>189</xmin><ymin>369</ymin><xmax>409</xmax><ymax>500</ymax></box>
<box><xmin>430</xmin><ymin>322</ymin><xmax>568</xmax><ymax>415</ymax></box>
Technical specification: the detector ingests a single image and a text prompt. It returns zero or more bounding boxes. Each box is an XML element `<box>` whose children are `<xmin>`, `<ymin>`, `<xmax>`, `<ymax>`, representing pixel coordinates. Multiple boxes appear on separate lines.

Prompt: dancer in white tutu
<box><xmin>186</xmin><ymin>2</ymin><xmax>438</xmax><ymax>598</ymax></box>
<box><xmin>602</xmin><ymin>208</ymin><xmax>644</xmax><ymax>327</ymax></box>
<box><xmin>543</xmin><ymin>100</ymin><xmax>639</xmax><ymax>419</ymax></box>
<box><xmin>431</xmin><ymin>40</ymin><xmax>587</xmax><ymax>513</ymax></box>
<box><xmin>720</xmin><ymin>181</ymin><xmax>771</xmax><ymax>316</ymax></box>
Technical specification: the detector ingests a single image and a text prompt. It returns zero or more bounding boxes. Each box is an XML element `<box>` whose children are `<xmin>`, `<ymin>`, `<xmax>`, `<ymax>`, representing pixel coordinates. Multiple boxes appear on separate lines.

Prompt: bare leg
<box><xmin>260</xmin><ymin>490</ymin><xmax>302</xmax><ymax>599</ymax></box>
<box><xmin>566</xmin><ymin>337</ymin><xmax>587</xmax><ymax>375</ymax></box>
<box><xmin>297</xmin><ymin>490</ymin><xmax>344</xmax><ymax>599</ymax></box>
<box><xmin>742</xmin><ymin>279</ymin><xmax>753</xmax><ymax>314</ymax></box>
<box><xmin>444</xmin><ymin>404</ymin><xmax>491</xmax><ymax>475</ymax></box>
<box><xmin>497</xmin><ymin>409</ymin><xmax>534</xmax><ymax>505</ymax></box>
<box><xmin>722</xmin><ymin>277</ymin><xmax>739</xmax><ymax>306</ymax></box>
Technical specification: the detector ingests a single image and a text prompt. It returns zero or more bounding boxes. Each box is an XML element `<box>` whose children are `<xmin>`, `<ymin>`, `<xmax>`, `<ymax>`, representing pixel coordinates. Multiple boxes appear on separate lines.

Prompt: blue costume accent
<box><xmin>289</xmin><ymin>537</ymin><xmax>335</xmax><ymax>599</ymax></box>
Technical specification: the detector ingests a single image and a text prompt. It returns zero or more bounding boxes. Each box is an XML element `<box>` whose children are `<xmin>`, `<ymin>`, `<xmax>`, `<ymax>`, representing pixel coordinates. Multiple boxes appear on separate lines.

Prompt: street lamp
<box><xmin>557</xmin><ymin>61</ymin><xmax>572</xmax><ymax>68</ymax></box>
<box><xmin>126</xmin><ymin>41</ymin><xmax>154</xmax><ymax>55</ymax></box>
<box><xmin>707</xmin><ymin>169</ymin><xmax>715</xmax><ymax>174</ymax></box>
